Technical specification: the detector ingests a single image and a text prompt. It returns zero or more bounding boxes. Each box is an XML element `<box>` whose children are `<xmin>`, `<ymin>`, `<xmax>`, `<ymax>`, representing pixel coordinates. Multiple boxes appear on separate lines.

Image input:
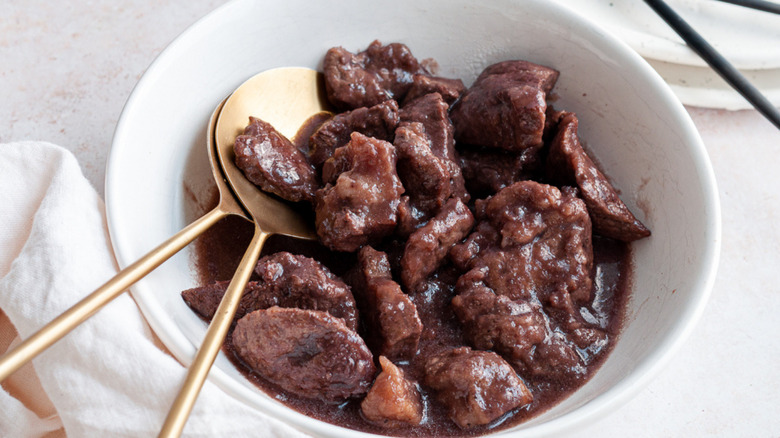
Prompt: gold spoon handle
<box><xmin>158</xmin><ymin>224</ymin><xmax>270</xmax><ymax>438</ymax></box>
<box><xmin>0</xmin><ymin>206</ymin><xmax>228</xmax><ymax>382</ymax></box>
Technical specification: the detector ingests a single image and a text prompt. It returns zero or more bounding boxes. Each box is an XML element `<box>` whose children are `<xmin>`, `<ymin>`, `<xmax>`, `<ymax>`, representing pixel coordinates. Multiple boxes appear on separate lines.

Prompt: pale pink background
<box><xmin>1</xmin><ymin>1</ymin><xmax>778</xmax><ymax>436</ymax></box>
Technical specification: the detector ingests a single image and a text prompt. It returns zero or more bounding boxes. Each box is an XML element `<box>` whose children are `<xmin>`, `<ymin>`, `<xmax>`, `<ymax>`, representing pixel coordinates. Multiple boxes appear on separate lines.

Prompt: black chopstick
<box><xmin>715</xmin><ymin>0</ymin><xmax>780</xmax><ymax>15</ymax></box>
<box><xmin>643</xmin><ymin>0</ymin><xmax>780</xmax><ymax>130</ymax></box>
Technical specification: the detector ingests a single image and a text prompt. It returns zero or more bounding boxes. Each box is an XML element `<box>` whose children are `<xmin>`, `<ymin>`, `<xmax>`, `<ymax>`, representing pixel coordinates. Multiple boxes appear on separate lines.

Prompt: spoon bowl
<box><xmin>214</xmin><ymin>67</ymin><xmax>328</xmax><ymax>238</ymax></box>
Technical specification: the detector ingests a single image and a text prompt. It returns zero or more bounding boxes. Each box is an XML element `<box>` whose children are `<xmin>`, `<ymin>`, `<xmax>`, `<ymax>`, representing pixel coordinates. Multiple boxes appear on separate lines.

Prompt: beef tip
<box><xmin>253</xmin><ymin>252</ymin><xmax>359</xmax><ymax>331</ymax></box>
<box><xmin>233</xmin><ymin>117</ymin><xmax>318</xmax><ymax>202</ymax></box>
<box><xmin>423</xmin><ymin>346</ymin><xmax>532</xmax><ymax>428</ymax></box>
<box><xmin>469</xmin><ymin>181</ymin><xmax>593</xmax><ymax>305</ymax></box>
<box><xmin>394</xmin><ymin>92</ymin><xmax>469</xmax><ymax>234</ymax></box>
<box><xmin>232</xmin><ymin>307</ymin><xmax>375</xmax><ymax>401</ymax></box>
<box><xmin>478</xmin><ymin>60</ymin><xmax>559</xmax><ymax>94</ymax></box>
<box><xmin>450</xmin><ymin>60</ymin><xmax>559</xmax><ymax>153</ymax></box>
<box><xmin>480</xmin><ymin>181</ymin><xmax>581</xmax><ymax>246</ymax></box>
<box><xmin>458</xmin><ymin>145</ymin><xmax>542</xmax><ymax>198</ymax></box>
<box><xmin>180</xmin><ymin>252</ymin><xmax>359</xmax><ymax>331</ymax></box>
<box><xmin>399</xmin><ymin>93</ymin><xmax>468</xmax><ymax>204</ymax></box>
<box><xmin>361</xmin><ymin>356</ymin><xmax>423</xmax><ymax>427</ymax></box>
<box><xmin>546</xmin><ymin>112</ymin><xmax>651</xmax><ymax>242</ymax></box>
<box><xmin>448</xmin><ymin>181</ymin><xmax>603</xmax><ymax>382</ymax></box>
<box><xmin>309</xmin><ymin>100</ymin><xmax>399</xmax><ymax>169</ymax></box>
<box><xmin>451</xmin><ymin>273</ymin><xmax>546</xmax><ymax>364</ymax></box>
<box><xmin>451</xmin><ymin>268</ymin><xmax>595</xmax><ymax>382</ymax></box>
<box><xmin>402</xmin><ymin>74</ymin><xmax>465</xmax><ymax>106</ymax></box>
<box><xmin>400</xmin><ymin>198</ymin><xmax>475</xmax><ymax>293</ymax></box>
<box><xmin>527</xmin><ymin>332</ymin><xmax>587</xmax><ymax>379</ymax></box>
<box><xmin>323</xmin><ymin>40</ymin><xmax>430</xmax><ymax>110</ymax></box>
<box><xmin>399</xmin><ymin>93</ymin><xmax>452</xmax><ymax>159</ymax></box>
<box><xmin>349</xmin><ymin>246</ymin><xmax>422</xmax><ymax>359</ymax></box>
<box><xmin>453</xmin><ymin>80</ymin><xmax>547</xmax><ymax>152</ymax></box>
<box><xmin>181</xmin><ymin>280</ymin><xmax>286</xmax><ymax>323</ymax></box>
<box><xmin>393</xmin><ymin>122</ymin><xmax>453</xmax><ymax>234</ymax></box>
<box><xmin>315</xmin><ymin>132</ymin><xmax>404</xmax><ymax>252</ymax></box>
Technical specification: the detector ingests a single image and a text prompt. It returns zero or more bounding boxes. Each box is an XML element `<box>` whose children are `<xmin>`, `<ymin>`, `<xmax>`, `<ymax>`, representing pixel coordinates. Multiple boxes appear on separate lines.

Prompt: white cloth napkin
<box><xmin>0</xmin><ymin>142</ymin><xmax>311</xmax><ymax>438</ymax></box>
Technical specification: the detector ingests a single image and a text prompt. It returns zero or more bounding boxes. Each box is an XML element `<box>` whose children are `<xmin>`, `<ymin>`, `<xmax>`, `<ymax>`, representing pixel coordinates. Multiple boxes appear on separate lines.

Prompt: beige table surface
<box><xmin>1</xmin><ymin>1</ymin><xmax>779</xmax><ymax>436</ymax></box>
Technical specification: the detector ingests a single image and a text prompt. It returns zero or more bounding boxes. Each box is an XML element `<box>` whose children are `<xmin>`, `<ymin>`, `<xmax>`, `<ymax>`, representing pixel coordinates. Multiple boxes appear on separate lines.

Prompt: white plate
<box><xmin>553</xmin><ymin>0</ymin><xmax>780</xmax><ymax>69</ymax></box>
<box><xmin>105</xmin><ymin>0</ymin><xmax>719</xmax><ymax>436</ymax></box>
<box><xmin>647</xmin><ymin>59</ymin><xmax>780</xmax><ymax>110</ymax></box>
<box><xmin>552</xmin><ymin>0</ymin><xmax>780</xmax><ymax>109</ymax></box>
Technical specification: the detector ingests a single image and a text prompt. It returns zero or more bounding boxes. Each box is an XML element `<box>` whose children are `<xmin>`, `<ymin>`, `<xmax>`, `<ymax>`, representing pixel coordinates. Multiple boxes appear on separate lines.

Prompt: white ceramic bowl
<box><xmin>105</xmin><ymin>0</ymin><xmax>721</xmax><ymax>436</ymax></box>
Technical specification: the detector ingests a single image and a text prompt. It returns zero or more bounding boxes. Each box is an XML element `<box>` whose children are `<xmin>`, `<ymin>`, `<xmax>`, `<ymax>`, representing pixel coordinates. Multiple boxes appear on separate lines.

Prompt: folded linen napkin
<box><xmin>0</xmin><ymin>142</ymin><xmax>310</xmax><ymax>438</ymax></box>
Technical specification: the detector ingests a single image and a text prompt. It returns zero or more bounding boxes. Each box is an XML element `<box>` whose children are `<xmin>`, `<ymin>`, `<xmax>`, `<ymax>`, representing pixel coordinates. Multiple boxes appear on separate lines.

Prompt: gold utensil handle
<box><xmin>158</xmin><ymin>224</ymin><xmax>269</xmax><ymax>438</ymax></box>
<box><xmin>0</xmin><ymin>207</ymin><xmax>228</xmax><ymax>382</ymax></box>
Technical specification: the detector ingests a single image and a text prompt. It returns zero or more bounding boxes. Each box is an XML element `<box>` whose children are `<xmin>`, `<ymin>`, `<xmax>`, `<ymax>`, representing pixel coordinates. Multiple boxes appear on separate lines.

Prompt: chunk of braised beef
<box><xmin>458</xmin><ymin>145</ymin><xmax>542</xmax><ymax>197</ymax></box>
<box><xmin>528</xmin><ymin>333</ymin><xmax>587</xmax><ymax>379</ymax></box>
<box><xmin>309</xmin><ymin>100</ymin><xmax>399</xmax><ymax>170</ymax></box>
<box><xmin>469</xmin><ymin>181</ymin><xmax>593</xmax><ymax>305</ymax></box>
<box><xmin>181</xmin><ymin>280</ymin><xmax>261</xmax><ymax>321</ymax></box>
<box><xmin>402</xmin><ymin>74</ymin><xmax>466</xmax><ymax>106</ymax></box>
<box><xmin>450</xmin><ymin>60</ymin><xmax>559</xmax><ymax>153</ymax></box>
<box><xmin>232</xmin><ymin>307</ymin><xmax>375</xmax><ymax>402</ymax></box>
<box><xmin>315</xmin><ymin>132</ymin><xmax>404</xmax><ymax>252</ymax></box>
<box><xmin>323</xmin><ymin>40</ymin><xmax>430</xmax><ymax>110</ymax></box>
<box><xmin>349</xmin><ymin>246</ymin><xmax>422</xmax><ymax>360</ymax></box>
<box><xmin>423</xmin><ymin>346</ymin><xmax>532</xmax><ymax>429</ymax></box>
<box><xmin>400</xmin><ymin>93</ymin><xmax>469</xmax><ymax>203</ymax></box>
<box><xmin>233</xmin><ymin>117</ymin><xmax>319</xmax><ymax>202</ymax></box>
<box><xmin>400</xmin><ymin>198</ymin><xmax>475</xmax><ymax>293</ymax></box>
<box><xmin>546</xmin><ymin>112</ymin><xmax>651</xmax><ymax>242</ymax></box>
<box><xmin>477</xmin><ymin>60</ymin><xmax>560</xmax><ymax>94</ymax></box>
<box><xmin>447</xmin><ymin>181</ymin><xmax>607</xmax><ymax>382</ymax></box>
<box><xmin>181</xmin><ymin>252</ymin><xmax>359</xmax><ymax>331</ymax></box>
<box><xmin>451</xmin><ymin>266</ymin><xmax>600</xmax><ymax>382</ymax></box>
<box><xmin>453</xmin><ymin>81</ymin><xmax>547</xmax><ymax>152</ymax></box>
<box><xmin>361</xmin><ymin>356</ymin><xmax>423</xmax><ymax>427</ymax></box>
<box><xmin>451</xmin><ymin>272</ymin><xmax>546</xmax><ymax>364</ymax></box>
<box><xmin>394</xmin><ymin>122</ymin><xmax>453</xmax><ymax>234</ymax></box>
<box><xmin>393</xmin><ymin>92</ymin><xmax>469</xmax><ymax>234</ymax></box>
<box><xmin>252</xmin><ymin>252</ymin><xmax>359</xmax><ymax>331</ymax></box>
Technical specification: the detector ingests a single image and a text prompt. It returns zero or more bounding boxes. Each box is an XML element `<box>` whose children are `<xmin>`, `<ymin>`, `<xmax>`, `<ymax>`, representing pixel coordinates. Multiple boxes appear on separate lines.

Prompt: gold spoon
<box><xmin>158</xmin><ymin>67</ymin><xmax>329</xmax><ymax>437</ymax></box>
<box><xmin>0</xmin><ymin>99</ymin><xmax>249</xmax><ymax>382</ymax></box>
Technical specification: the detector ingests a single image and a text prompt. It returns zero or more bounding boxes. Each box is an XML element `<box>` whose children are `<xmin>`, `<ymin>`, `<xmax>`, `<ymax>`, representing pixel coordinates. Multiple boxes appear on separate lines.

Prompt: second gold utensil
<box><xmin>158</xmin><ymin>67</ymin><xmax>328</xmax><ymax>437</ymax></box>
